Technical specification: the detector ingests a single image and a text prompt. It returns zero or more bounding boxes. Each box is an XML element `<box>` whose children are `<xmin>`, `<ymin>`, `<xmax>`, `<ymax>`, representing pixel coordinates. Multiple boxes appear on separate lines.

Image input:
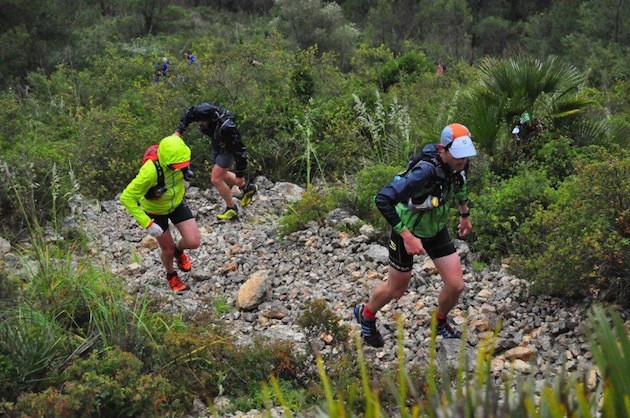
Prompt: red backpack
<box><xmin>142</xmin><ymin>145</ymin><xmax>165</xmax><ymax>199</ymax></box>
<box><xmin>142</xmin><ymin>144</ymin><xmax>159</xmax><ymax>165</ymax></box>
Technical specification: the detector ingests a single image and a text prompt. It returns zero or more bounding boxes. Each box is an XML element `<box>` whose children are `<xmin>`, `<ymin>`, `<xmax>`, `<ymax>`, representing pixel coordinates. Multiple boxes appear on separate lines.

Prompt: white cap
<box><xmin>440</xmin><ymin>123</ymin><xmax>478</xmax><ymax>159</ymax></box>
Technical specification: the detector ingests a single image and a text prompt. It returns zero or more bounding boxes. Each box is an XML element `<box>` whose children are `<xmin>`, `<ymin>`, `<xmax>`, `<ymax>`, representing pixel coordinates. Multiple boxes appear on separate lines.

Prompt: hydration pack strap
<box><xmin>154</xmin><ymin>160</ymin><xmax>165</xmax><ymax>188</ymax></box>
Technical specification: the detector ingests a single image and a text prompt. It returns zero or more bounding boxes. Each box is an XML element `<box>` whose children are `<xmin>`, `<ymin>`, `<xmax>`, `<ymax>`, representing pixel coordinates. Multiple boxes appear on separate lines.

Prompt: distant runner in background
<box><xmin>154</xmin><ymin>57</ymin><xmax>171</xmax><ymax>83</ymax></box>
<box><xmin>184</xmin><ymin>50</ymin><xmax>197</xmax><ymax>64</ymax></box>
<box><xmin>511</xmin><ymin>112</ymin><xmax>543</xmax><ymax>142</ymax></box>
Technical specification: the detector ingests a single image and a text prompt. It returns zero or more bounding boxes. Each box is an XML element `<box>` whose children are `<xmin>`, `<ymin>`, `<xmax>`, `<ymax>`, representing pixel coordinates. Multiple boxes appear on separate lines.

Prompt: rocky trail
<box><xmin>60</xmin><ymin>176</ymin><xmax>628</xmax><ymax>415</ymax></box>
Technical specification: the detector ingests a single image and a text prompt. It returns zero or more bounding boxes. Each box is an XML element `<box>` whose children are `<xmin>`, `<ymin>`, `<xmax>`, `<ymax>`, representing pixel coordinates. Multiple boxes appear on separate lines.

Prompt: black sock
<box><xmin>166</xmin><ymin>271</ymin><xmax>177</xmax><ymax>279</ymax></box>
<box><xmin>174</xmin><ymin>246</ymin><xmax>183</xmax><ymax>256</ymax></box>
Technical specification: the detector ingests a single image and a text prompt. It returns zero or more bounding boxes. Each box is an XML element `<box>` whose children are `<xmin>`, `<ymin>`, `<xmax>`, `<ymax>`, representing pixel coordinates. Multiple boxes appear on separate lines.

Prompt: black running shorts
<box><xmin>388</xmin><ymin>226</ymin><xmax>456</xmax><ymax>272</ymax></box>
<box><xmin>148</xmin><ymin>201</ymin><xmax>194</xmax><ymax>231</ymax></box>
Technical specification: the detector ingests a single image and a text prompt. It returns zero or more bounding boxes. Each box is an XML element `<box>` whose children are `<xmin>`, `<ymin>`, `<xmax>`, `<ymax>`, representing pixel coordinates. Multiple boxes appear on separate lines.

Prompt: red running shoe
<box><xmin>167</xmin><ymin>273</ymin><xmax>188</xmax><ymax>292</ymax></box>
<box><xmin>175</xmin><ymin>251</ymin><xmax>191</xmax><ymax>272</ymax></box>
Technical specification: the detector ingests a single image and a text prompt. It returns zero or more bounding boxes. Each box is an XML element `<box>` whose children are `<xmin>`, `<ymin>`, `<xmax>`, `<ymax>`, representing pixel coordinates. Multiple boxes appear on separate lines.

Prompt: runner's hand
<box><xmin>147</xmin><ymin>222</ymin><xmax>164</xmax><ymax>237</ymax></box>
<box><xmin>401</xmin><ymin>229</ymin><xmax>425</xmax><ymax>255</ymax></box>
<box><xmin>457</xmin><ymin>217</ymin><xmax>472</xmax><ymax>237</ymax></box>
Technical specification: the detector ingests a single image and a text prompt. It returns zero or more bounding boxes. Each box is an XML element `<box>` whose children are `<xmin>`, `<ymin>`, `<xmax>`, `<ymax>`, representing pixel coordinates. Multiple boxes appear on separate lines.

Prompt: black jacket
<box><xmin>176</xmin><ymin>103</ymin><xmax>248</xmax><ymax>176</ymax></box>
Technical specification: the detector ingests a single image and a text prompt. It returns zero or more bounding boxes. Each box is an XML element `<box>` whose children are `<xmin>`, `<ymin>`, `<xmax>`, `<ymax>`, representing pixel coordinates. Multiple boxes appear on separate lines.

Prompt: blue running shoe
<box><xmin>437</xmin><ymin>319</ymin><xmax>462</xmax><ymax>339</ymax></box>
<box><xmin>354</xmin><ymin>305</ymin><xmax>385</xmax><ymax>347</ymax></box>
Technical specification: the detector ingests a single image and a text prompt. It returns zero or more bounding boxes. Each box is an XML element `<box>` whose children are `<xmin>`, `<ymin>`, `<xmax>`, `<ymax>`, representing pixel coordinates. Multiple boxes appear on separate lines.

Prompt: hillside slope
<box><xmin>72</xmin><ymin>176</ymin><xmax>619</xmax><ymax>403</ymax></box>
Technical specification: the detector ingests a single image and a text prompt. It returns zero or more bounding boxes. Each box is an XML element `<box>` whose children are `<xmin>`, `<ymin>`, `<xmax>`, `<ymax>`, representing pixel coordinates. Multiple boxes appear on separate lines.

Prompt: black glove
<box><xmin>183</xmin><ymin>168</ymin><xmax>195</xmax><ymax>181</ymax></box>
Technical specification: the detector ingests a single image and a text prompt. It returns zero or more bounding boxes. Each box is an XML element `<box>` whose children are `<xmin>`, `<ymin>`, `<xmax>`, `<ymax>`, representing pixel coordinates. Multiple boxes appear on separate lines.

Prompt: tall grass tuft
<box><xmin>588</xmin><ymin>306</ymin><xmax>630</xmax><ymax>418</ymax></box>
<box><xmin>276</xmin><ymin>306</ymin><xmax>628</xmax><ymax>417</ymax></box>
<box><xmin>353</xmin><ymin>90</ymin><xmax>413</xmax><ymax>166</ymax></box>
<box><xmin>294</xmin><ymin>103</ymin><xmax>325</xmax><ymax>186</ymax></box>
<box><xmin>0</xmin><ymin>305</ymin><xmax>67</xmax><ymax>393</ymax></box>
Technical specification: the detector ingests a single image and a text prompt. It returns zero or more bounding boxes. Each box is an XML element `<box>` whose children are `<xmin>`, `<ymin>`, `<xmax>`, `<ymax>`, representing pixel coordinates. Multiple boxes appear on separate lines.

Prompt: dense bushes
<box><xmin>511</xmin><ymin>147</ymin><xmax>629</xmax><ymax>304</ymax></box>
<box><xmin>354</xmin><ymin>164</ymin><xmax>399</xmax><ymax>232</ymax></box>
<box><xmin>279</xmin><ymin>185</ymin><xmax>336</xmax><ymax>236</ymax></box>
<box><xmin>15</xmin><ymin>349</ymin><xmax>179</xmax><ymax>417</ymax></box>
<box><xmin>470</xmin><ymin>167</ymin><xmax>554</xmax><ymax>260</ymax></box>
<box><xmin>468</xmin><ymin>142</ymin><xmax>628</xmax><ymax>305</ymax></box>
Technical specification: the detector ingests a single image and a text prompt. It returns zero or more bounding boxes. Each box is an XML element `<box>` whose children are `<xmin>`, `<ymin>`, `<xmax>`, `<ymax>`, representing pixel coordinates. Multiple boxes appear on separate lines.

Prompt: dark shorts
<box><xmin>213</xmin><ymin>150</ymin><xmax>234</xmax><ymax>169</ymax></box>
<box><xmin>388</xmin><ymin>226</ymin><xmax>456</xmax><ymax>272</ymax></box>
<box><xmin>212</xmin><ymin>128</ymin><xmax>242</xmax><ymax>169</ymax></box>
<box><xmin>147</xmin><ymin>201</ymin><xmax>194</xmax><ymax>231</ymax></box>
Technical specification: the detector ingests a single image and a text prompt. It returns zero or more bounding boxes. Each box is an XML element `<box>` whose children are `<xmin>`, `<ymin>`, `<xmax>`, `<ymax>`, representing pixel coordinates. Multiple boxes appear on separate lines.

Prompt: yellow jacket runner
<box><xmin>120</xmin><ymin>135</ymin><xmax>191</xmax><ymax>228</ymax></box>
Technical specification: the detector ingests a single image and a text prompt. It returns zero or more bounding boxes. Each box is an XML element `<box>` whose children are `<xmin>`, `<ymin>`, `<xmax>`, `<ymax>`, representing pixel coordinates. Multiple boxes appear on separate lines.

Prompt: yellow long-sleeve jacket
<box><xmin>120</xmin><ymin>135</ymin><xmax>191</xmax><ymax>228</ymax></box>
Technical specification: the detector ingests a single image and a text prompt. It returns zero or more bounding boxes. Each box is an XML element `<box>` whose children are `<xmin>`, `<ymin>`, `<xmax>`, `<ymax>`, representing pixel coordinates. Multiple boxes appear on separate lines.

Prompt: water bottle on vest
<box><xmin>408</xmin><ymin>195</ymin><xmax>439</xmax><ymax>212</ymax></box>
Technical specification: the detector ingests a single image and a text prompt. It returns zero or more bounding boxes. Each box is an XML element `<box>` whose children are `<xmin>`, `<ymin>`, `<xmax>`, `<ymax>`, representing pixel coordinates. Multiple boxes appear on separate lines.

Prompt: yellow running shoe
<box><xmin>217</xmin><ymin>206</ymin><xmax>238</xmax><ymax>220</ymax></box>
<box><xmin>240</xmin><ymin>183</ymin><xmax>259</xmax><ymax>207</ymax></box>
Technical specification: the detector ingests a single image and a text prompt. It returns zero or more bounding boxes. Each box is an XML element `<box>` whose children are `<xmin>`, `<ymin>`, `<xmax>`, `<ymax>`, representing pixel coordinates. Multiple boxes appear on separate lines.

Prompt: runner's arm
<box><xmin>375</xmin><ymin>164</ymin><xmax>435</xmax><ymax>233</ymax></box>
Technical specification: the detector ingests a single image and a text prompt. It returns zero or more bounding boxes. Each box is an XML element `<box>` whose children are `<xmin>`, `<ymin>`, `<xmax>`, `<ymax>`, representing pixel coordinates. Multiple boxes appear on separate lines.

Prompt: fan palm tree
<box><xmin>455</xmin><ymin>56</ymin><xmax>601</xmax><ymax>155</ymax></box>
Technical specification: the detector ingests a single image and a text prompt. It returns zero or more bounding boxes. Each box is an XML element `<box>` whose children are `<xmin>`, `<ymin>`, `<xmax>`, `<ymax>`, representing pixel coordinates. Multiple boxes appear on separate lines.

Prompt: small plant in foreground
<box><xmin>270</xmin><ymin>307</ymin><xmax>625</xmax><ymax>417</ymax></box>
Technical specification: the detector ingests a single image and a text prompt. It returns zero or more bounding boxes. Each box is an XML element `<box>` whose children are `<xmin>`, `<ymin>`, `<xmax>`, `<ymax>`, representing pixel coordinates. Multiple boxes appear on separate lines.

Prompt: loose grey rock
<box><xmin>0</xmin><ymin>236</ymin><xmax>11</xmax><ymax>255</ymax></box>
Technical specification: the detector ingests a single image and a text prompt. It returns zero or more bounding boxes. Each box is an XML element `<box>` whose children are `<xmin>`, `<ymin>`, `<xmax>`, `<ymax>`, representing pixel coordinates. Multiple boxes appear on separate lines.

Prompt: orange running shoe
<box><xmin>167</xmin><ymin>273</ymin><xmax>188</xmax><ymax>292</ymax></box>
<box><xmin>175</xmin><ymin>250</ymin><xmax>191</xmax><ymax>272</ymax></box>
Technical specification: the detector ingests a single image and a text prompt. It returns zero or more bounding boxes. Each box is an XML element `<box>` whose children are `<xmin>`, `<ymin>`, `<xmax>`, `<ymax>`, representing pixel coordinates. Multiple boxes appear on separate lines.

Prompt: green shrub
<box><xmin>485</xmin><ymin>131</ymin><xmax>583</xmax><ymax>184</ymax></box>
<box><xmin>235</xmin><ymin>378</ymin><xmax>310</xmax><ymax>414</ymax></box>
<box><xmin>15</xmin><ymin>348</ymin><xmax>179</xmax><ymax>417</ymax></box>
<box><xmin>0</xmin><ymin>235</ymin><xmax>179</xmax><ymax>401</ymax></box>
<box><xmin>279</xmin><ymin>185</ymin><xmax>335</xmax><ymax>236</ymax></box>
<box><xmin>471</xmin><ymin>167</ymin><xmax>554</xmax><ymax>261</ymax></box>
<box><xmin>378</xmin><ymin>50</ymin><xmax>430</xmax><ymax>91</ymax></box>
<box><xmin>530</xmin><ymin>133</ymin><xmax>580</xmax><ymax>184</ymax></box>
<box><xmin>298</xmin><ymin>299</ymin><xmax>351</xmax><ymax>356</ymax></box>
<box><xmin>512</xmin><ymin>147</ymin><xmax>629</xmax><ymax>304</ymax></box>
<box><xmin>152</xmin><ymin>326</ymin><xmax>304</xmax><ymax>403</ymax></box>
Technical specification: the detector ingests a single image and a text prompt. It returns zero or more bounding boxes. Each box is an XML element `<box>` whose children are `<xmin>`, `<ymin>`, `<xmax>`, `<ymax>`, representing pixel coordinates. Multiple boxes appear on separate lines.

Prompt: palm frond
<box><xmin>454</xmin><ymin>56</ymin><xmax>595</xmax><ymax>156</ymax></box>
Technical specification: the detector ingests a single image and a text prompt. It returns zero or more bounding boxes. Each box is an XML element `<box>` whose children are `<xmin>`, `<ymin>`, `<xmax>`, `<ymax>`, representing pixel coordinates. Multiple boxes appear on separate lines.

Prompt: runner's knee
<box><xmin>387</xmin><ymin>283</ymin><xmax>409</xmax><ymax>299</ymax></box>
<box><xmin>448</xmin><ymin>280</ymin><xmax>465</xmax><ymax>295</ymax></box>
<box><xmin>210</xmin><ymin>175</ymin><xmax>224</xmax><ymax>186</ymax></box>
<box><xmin>185</xmin><ymin>235</ymin><xmax>201</xmax><ymax>249</ymax></box>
